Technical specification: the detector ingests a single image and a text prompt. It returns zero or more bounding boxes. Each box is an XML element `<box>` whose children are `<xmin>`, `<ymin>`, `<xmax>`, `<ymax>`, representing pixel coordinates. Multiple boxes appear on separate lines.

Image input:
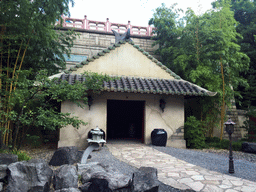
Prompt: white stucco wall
<box><xmin>73</xmin><ymin>43</ymin><xmax>174</xmax><ymax>79</ymax></box>
<box><xmin>58</xmin><ymin>92</ymin><xmax>184</xmax><ymax>149</ymax></box>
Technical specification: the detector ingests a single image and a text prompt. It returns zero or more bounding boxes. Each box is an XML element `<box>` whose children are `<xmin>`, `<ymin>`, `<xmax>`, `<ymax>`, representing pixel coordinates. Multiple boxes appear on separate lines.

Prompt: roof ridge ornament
<box><xmin>112</xmin><ymin>28</ymin><xmax>132</xmax><ymax>43</ymax></box>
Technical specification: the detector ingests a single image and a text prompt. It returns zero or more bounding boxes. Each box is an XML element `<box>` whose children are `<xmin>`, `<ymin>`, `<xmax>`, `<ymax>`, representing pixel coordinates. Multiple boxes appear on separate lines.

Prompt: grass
<box><xmin>0</xmin><ymin>149</ymin><xmax>32</xmax><ymax>161</ymax></box>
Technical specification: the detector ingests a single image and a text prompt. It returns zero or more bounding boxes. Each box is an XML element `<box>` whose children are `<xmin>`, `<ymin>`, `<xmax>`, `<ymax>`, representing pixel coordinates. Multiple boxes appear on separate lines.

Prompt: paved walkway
<box><xmin>107</xmin><ymin>142</ymin><xmax>256</xmax><ymax>192</ymax></box>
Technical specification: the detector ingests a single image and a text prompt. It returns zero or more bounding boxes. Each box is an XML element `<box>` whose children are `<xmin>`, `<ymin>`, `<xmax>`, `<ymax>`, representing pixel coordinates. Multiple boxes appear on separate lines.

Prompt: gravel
<box><xmin>152</xmin><ymin>145</ymin><xmax>256</xmax><ymax>182</ymax></box>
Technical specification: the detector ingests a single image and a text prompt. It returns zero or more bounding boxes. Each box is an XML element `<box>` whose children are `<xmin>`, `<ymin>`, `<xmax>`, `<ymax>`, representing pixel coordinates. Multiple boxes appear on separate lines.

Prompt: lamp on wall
<box><xmin>88</xmin><ymin>96</ymin><xmax>93</xmax><ymax>110</ymax></box>
<box><xmin>159</xmin><ymin>99</ymin><xmax>166</xmax><ymax>113</ymax></box>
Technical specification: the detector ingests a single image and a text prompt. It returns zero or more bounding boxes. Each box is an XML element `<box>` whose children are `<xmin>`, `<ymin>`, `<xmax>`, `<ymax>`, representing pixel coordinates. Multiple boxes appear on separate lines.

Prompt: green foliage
<box><xmin>0</xmin><ymin>0</ymin><xmax>77</xmax><ymax>75</ymax></box>
<box><xmin>213</xmin><ymin>0</ymin><xmax>256</xmax><ymax>109</ymax></box>
<box><xmin>11</xmin><ymin>149</ymin><xmax>32</xmax><ymax>161</ymax></box>
<box><xmin>205</xmin><ymin>136</ymin><xmax>243</xmax><ymax>151</ymax></box>
<box><xmin>150</xmin><ymin>2</ymin><xmax>250</xmax><ymax>136</ymax></box>
<box><xmin>242</xmin><ymin>106</ymin><xmax>256</xmax><ymax>141</ymax></box>
<box><xmin>26</xmin><ymin>134</ymin><xmax>41</xmax><ymax>148</ymax></box>
<box><xmin>184</xmin><ymin>116</ymin><xmax>205</xmax><ymax>149</ymax></box>
<box><xmin>1</xmin><ymin>69</ymin><xmax>114</xmax><ymax>149</ymax></box>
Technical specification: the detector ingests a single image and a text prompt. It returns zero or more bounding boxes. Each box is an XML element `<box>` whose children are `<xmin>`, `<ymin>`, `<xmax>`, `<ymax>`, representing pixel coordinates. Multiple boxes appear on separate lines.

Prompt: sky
<box><xmin>69</xmin><ymin>0</ymin><xmax>215</xmax><ymax>27</ymax></box>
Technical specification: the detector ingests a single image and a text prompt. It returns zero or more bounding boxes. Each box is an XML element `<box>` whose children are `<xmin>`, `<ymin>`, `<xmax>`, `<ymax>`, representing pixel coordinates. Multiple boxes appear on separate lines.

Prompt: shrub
<box><xmin>232</xmin><ymin>142</ymin><xmax>242</xmax><ymax>151</ymax></box>
<box><xmin>184</xmin><ymin>116</ymin><xmax>205</xmax><ymax>149</ymax></box>
<box><xmin>11</xmin><ymin>149</ymin><xmax>32</xmax><ymax>161</ymax></box>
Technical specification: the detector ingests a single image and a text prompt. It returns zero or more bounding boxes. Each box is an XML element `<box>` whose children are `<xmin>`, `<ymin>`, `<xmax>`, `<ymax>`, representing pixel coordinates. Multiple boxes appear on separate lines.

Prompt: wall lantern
<box><xmin>224</xmin><ymin>118</ymin><xmax>236</xmax><ymax>174</ymax></box>
<box><xmin>88</xmin><ymin>96</ymin><xmax>93</xmax><ymax>110</ymax></box>
<box><xmin>159</xmin><ymin>99</ymin><xmax>166</xmax><ymax>113</ymax></box>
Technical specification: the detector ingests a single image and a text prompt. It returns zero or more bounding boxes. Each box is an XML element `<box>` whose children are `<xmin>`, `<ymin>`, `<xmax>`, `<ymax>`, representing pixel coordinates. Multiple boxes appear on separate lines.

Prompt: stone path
<box><xmin>107</xmin><ymin>143</ymin><xmax>256</xmax><ymax>192</ymax></box>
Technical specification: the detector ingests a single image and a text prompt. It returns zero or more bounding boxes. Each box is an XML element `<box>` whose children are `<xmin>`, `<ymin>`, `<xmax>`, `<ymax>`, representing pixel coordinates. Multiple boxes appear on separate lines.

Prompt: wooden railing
<box><xmin>56</xmin><ymin>15</ymin><xmax>155</xmax><ymax>36</ymax></box>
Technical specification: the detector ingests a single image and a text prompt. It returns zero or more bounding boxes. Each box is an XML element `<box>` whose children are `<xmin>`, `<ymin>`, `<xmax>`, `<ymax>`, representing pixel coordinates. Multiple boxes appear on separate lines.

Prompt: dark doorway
<box><xmin>107</xmin><ymin>100</ymin><xmax>145</xmax><ymax>142</ymax></box>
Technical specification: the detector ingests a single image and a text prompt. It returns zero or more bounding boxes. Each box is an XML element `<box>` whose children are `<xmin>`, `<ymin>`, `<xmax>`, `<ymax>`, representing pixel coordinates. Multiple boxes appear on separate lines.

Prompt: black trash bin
<box><xmin>151</xmin><ymin>129</ymin><xmax>167</xmax><ymax>146</ymax></box>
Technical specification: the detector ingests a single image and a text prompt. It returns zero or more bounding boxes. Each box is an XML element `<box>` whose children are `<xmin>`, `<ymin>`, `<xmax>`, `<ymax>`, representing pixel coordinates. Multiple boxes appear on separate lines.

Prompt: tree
<box><xmin>149</xmin><ymin>2</ymin><xmax>249</xmax><ymax>138</ymax></box>
<box><xmin>0</xmin><ymin>0</ymin><xmax>78</xmax><ymax>148</ymax></box>
<box><xmin>213</xmin><ymin>0</ymin><xmax>256</xmax><ymax>109</ymax></box>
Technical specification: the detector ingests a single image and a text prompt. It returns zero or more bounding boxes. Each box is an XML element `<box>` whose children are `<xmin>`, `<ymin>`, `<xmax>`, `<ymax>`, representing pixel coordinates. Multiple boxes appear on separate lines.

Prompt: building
<box><xmin>51</xmin><ymin>37</ymin><xmax>216</xmax><ymax>149</ymax></box>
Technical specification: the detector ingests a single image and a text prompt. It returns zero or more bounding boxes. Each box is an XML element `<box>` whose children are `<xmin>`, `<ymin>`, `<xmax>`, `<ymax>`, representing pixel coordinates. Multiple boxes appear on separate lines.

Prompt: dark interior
<box><xmin>107</xmin><ymin>100</ymin><xmax>144</xmax><ymax>141</ymax></box>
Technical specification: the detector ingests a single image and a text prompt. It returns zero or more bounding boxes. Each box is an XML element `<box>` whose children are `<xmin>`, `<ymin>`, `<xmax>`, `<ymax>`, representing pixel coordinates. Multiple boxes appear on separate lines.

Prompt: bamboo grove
<box><xmin>0</xmin><ymin>23</ymin><xmax>32</xmax><ymax>147</ymax></box>
<box><xmin>149</xmin><ymin>0</ymin><xmax>250</xmax><ymax>139</ymax></box>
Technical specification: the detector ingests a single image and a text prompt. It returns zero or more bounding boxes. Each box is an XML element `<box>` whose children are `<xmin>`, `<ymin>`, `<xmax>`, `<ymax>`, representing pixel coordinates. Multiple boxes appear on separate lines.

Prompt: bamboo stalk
<box><xmin>13</xmin><ymin>36</ymin><xmax>31</xmax><ymax>91</ymax></box>
<box><xmin>220</xmin><ymin>55</ymin><xmax>225</xmax><ymax>140</ymax></box>
<box><xmin>4</xmin><ymin>43</ymin><xmax>11</xmax><ymax>145</ymax></box>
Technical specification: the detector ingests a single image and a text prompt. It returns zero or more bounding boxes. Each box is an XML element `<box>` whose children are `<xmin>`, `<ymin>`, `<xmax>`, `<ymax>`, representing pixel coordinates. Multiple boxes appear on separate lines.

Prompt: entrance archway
<box><xmin>107</xmin><ymin>100</ymin><xmax>145</xmax><ymax>142</ymax></box>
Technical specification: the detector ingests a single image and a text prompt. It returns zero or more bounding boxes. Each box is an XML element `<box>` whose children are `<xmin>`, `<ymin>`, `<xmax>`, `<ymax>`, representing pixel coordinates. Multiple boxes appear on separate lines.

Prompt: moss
<box><xmin>70</xmin><ymin>67</ymin><xmax>77</xmax><ymax>71</ymax></box>
<box><xmin>81</xmin><ymin>60</ymin><xmax>88</xmax><ymax>65</ymax></box>
<box><xmin>76</xmin><ymin>64</ymin><xmax>83</xmax><ymax>68</ymax></box>
<box><xmin>103</xmin><ymin>49</ymin><xmax>110</xmax><ymax>53</ymax></box>
<box><xmin>98</xmin><ymin>52</ymin><xmax>105</xmax><ymax>56</ymax></box>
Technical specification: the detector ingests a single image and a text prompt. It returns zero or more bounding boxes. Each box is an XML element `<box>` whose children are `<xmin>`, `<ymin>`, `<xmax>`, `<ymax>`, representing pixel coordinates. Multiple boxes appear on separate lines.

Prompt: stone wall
<box><xmin>59</xmin><ymin>28</ymin><xmax>159</xmax><ymax>69</ymax></box>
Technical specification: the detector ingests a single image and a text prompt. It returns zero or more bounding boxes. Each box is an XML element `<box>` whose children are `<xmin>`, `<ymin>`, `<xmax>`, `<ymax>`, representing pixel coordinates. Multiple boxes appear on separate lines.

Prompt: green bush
<box><xmin>11</xmin><ymin>149</ymin><xmax>32</xmax><ymax>161</ymax></box>
<box><xmin>205</xmin><ymin>137</ymin><xmax>220</xmax><ymax>143</ymax></box>
<box><xmin>184</xmin><ymin>116</ymin><xmax>205</xmax><ymax>149</ymax></box>
<box><xmin>232</xmin><ymin>142</ymin><xmax>242</xmax><ymax>151</ymax></box>
<box><xmin>205</xmin><ymin>137</ymin><xmax>243</xmax><ymax>151</ymax></box>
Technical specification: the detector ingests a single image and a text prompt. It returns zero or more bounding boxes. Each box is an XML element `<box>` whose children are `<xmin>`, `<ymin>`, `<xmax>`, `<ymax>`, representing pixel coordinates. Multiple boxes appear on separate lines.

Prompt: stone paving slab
<box><xmin>107</xmin><ymin>143</ymin><xmax>256</xmax><ymax>192</ymax></box>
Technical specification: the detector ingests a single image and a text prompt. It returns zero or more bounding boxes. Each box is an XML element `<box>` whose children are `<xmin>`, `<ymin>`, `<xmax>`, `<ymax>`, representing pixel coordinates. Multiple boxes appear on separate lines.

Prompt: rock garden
<box><xmin>0</xmin><ymin>146</ymin><xmax>194</xmax><ymax>192</ymax></box>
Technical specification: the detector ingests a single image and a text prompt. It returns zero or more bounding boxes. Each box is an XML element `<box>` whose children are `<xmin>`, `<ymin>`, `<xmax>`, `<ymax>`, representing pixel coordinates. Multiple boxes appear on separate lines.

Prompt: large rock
<box><xmin>242</xmin><ymin>142</ymin><xmax>256</xmax><ymax>154</ymax></box>
<box><xmin>86</xmin><ymin>178</ymin><xmax>112</xmax><ymax>192</ymax></box>
<box><xmin>0</xmin><ymin>154</ymin><xmax>18</xmax><ymax>165</ymax></box>
<box><xmin>77</xmin><ymin>162</ymin><xmax>100</xmax><ymax>175</ymax></box>
<box><xmin>49</xmin><ymin>146</ymin><xmax>82</xmax><ymax>166</ymax></box>
<box><xmin>133</xmin><ymin>167</ymin><xmax>159</xmax><ymax>192</ymax></box>
<box><xmin>53</xmin><ymin>165</ymin><xmax>78</xmax><ymax>190</ymax></box>
<box><xmin>55</xmin><ymin>188</ymin><xmax>80</xmax><ymax>192</ymax></box>
<box><xmin>6</xmin><ymin>159</ymin><xmax>53</xmax><ymax>192</ymax></box>
<box><xmin>80</xmin><ymin>162</ymin><xmax>131</xmax><ymax>190</ymax></box>
<box><xmin>0</xmin><ymin>165</ymin><xmax>8</xmax><ymax>180</ymax></box>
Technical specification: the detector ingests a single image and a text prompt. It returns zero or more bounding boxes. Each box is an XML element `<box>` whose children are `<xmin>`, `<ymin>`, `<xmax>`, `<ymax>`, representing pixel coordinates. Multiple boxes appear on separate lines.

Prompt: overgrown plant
<box><xmin>184</xmin><ymin>116</ymin><xmax>205</xmax><ymax>149</ymax></box>
<box><xmin>4</xmin><ymin>69</ymin><xmax>113</xmax><ymax>150</ymax></box>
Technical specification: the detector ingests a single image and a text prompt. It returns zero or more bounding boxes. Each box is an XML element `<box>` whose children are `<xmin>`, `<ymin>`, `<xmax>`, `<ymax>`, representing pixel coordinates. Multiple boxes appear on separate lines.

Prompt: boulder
<box><xmin>54</xmin><ymin>188</ymin><xmax>80</xmax><ymax>192</ymax></box>
<box><xmin>132</xmin><ymin>167</ymin><xmax>159</xmax><ymax>192</ymax></box>
<box><xmin>49</xmin><ymin>146</ymin><xmax>82</xmax><ymax>166</ymax></box>
<box><xmin>6</xmin><ymin>159</ymin><xmax>53</xmax><ymax>192</ymax></box>
<box><xmin>0</xmin><ymin>165</ymin><xmax>8</xmax><ymax>180</ymax></box>
<box><xmin>53</xmin><ymin>165</ymin><xmax>78</xmax><ymax>190</ymax></box>
<box><xmin>242</xmin><ymin>142</ymin><xmax>256</xmax><ymax>154</ymax></box>
<box><xmin>86</xmin><ymin>178</ymin><xmax>112</xmax><ymax>192</ymax></box>
<box><xmin>80</xmin><ymin>162</ymin><xmax>131</xmax><ymax>190</ymax></box>
<box><xmin>79</xmin><ymin>182</ymin><xmax>91</xmax><ymax>192</ymax></box>
<box><xmin>77</xmin><ymin>162</ymin><xmax>100</xmax><ymax>175</ymax></box>
<box><xmin>0</xmin><ymin>154</ymin><xmax>18</xmax><ymax>165</ymax></box>
<box><xmin>0</xmin><ymin>182</ymin><xmax>3</xmax><ymax>191</ymax></box>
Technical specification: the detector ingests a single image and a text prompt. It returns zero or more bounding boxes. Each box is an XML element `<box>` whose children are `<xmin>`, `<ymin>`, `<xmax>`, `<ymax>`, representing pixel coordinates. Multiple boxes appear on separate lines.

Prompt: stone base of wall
<box><xmin>168</xmin><ymin>127</ymin><xmax>186</xmax><ymax>148</ymax></box>
<box><xmin>167</xmin><ymin>139</ymin><xmax>186</xmax><ymax>149</ymax></box>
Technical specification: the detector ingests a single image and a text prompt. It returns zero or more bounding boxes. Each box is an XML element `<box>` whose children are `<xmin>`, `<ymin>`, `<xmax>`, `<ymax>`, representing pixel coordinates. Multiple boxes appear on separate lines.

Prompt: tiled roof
<box><xmin>63</xmin><ymin>40</ymin><xmax>182</xmax><ymax>80</ymax></box>
<box><xmin>59</xmin><ymin>74</ymin><xmax>216</xmax><ymax>96</ymax></box>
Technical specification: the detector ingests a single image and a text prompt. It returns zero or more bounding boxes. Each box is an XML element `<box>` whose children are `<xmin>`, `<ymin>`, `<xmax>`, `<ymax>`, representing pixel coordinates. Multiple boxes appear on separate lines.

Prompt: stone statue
<box><xmin>112</xmin><ymin>28</ymin><xmax>132</xmax><ymax>43</ymax></box>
